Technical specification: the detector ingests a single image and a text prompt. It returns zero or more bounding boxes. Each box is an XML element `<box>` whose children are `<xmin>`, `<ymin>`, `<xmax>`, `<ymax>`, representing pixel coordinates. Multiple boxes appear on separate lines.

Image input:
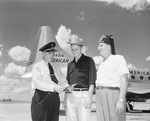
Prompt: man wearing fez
<box><xmin>96</xmin><ymin>35</ymin><xmax>129</xmax><ymax>121</ymax></box>
<box><xmin>64</xmin><ymin>36</ymin><xmax>96</xmax><ymax>121</ymax></box>
<box><xmin>31</xmin><ymin>42</ymin><xmax>69</xmax><ymax>121</ymax></box>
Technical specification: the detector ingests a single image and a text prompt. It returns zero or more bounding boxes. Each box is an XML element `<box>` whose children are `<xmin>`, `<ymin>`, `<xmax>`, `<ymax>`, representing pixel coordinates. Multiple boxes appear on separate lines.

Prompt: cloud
<box><xmin>0</xmin><ymin>44</ymin><xmax>3</xmax><ymax>57</ymax></box>
<box><xmin>93</xmin><ymin>56</ymin><xmax>103</xmax><ymax>70</ymax></box>
<box><xmin>8</xmin><ymin>45</ymin><xmax>31</xmax><ymax>62</ymax></box>
<box><xmin>13</xmin><ymin>85</ymin><xmax>29</xmax><ymax>93</ymax></box>
<box><xmin>127</xmin><ymin>63</ymin><xmax>150</xmax><ymax>71</ymax></box>
<box><xmin>55</xmin><ymin>25</ymin><xmax>72</xmax><ymax>55</ymax></box>
<box><xmin>56</xmin><ymin>25</ymin><xmax>88</xmax><ymax>55</ymax></box>
<box><xmin>78</xmin><ymin>11</ymin><xmax>86</xmax><ymax>21</ymax></box>
<box><xmin>0</xmin><ymin>75</ymin><xmax>19</xmax><ymax>85</ymax></box>
<box><xmin>0</xmin><ymin>44</ymin><xmax>3</xmax><ymax>48</ymax></box>
<box><xmin>4</xmin><ymin>62</ymin><xmax>26</xmax><ymax>77</ymax></box>
<box><xmin>0</xmin><ymin>51</ymin><xmax>2</xmax><ymax>57</ymax></box>
<box><xmin>94</xmin><ymin>0</ymin><xmax>150</xmax><ymax>11</ymax></box>
<box><xmin>146</xmin><ymin>56</ymin><xmax>150</xmax><ymax>61</ymax></box>
<box><xmin>93</xmin><ymin>56</ymin><xmax>103</xmax><ymax>65</ymax></box>
<box><xmin>127</xmin><ymin>63</ymin><xmax>137</xmax><ymax>69</ymax></box>
<box><xmin>0</xmin><ymin>75</ymin><xmax>31</xmax><ymax>94</ymax></box>
<box><xmin>0</xmin><ymin>63</ymin><xmax>2</xmax><ymax>68</ymax></box>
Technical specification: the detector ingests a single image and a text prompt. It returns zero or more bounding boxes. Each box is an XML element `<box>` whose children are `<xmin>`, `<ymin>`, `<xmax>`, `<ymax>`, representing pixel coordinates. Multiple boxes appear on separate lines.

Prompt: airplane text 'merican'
<box><xmin>129</xmin><ymin>70</ymin><xmax>150</xmax><ymax>76</ymax></box>
<box><xmin>52</xmin><ymin>58</ymin><xmax>70</xmax><ymax>63</ymax></box>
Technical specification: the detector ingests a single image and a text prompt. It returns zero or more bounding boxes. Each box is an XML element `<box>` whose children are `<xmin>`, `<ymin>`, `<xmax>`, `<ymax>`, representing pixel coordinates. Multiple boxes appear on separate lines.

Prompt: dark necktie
<box><xmin>48</xmin><ymin>63</ymin><xmax>58</xmax><ymax>84</ymax></box>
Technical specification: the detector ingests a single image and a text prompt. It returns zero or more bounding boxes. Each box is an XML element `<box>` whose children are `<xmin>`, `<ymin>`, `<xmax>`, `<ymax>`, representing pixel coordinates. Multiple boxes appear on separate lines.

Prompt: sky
<box><xmin>0</xmin><ymin>0</ymin><xmax>150</xmax><ymax>100</ymax></box>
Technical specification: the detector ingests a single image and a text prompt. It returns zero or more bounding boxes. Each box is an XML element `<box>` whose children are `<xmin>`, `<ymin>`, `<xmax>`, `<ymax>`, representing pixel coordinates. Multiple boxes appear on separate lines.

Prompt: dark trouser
<box><xmin>31</xmin><ymin>89</ymin><xmax>60</xmax><ymax>121</ymax></box>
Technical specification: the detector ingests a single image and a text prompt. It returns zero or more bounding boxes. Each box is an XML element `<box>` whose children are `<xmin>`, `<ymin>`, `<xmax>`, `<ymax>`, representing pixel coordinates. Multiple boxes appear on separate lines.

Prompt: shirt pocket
<box><xmin>77</xmin><ymin>69</ymin><xmax>87</xmax><ymax>78</ymax></box>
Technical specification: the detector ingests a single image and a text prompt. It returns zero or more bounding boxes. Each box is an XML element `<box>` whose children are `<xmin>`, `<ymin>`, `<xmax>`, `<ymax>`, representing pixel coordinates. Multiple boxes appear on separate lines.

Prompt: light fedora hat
<box><xmin>68</xmin><ymin>36</ymin><xmax>87</xmax><ymax>46</ymax></box>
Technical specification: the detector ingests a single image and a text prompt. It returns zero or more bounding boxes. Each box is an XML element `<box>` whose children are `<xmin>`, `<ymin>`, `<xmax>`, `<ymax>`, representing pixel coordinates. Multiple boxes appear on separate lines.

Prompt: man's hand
<box><xmin>64</xmin><ymin>84</ymin><xmax>77</xmax><ymax>93</ymax></box>
<box><xmin>54</xmin><ymin>85</ymin><xmax>65</xmax><ymax>93</ymax></box>
<box><xmin>64</xmin><ymin>85</ymin><xmax>73</xmax><ymax>93</ymax></box>
<box><xmin>84</xmin><ymin>95</ymin><xmax>92</xmax><ymax>109</ymax></box>
<box><xmin>116</xmin><ymin>100</ymin><xmax>125</xmax><ymax>113</ymax></box>
<box><xmin>83</xmin><ymin>84</ymin><xmax>94</xmax><ymax>109</ymax></box>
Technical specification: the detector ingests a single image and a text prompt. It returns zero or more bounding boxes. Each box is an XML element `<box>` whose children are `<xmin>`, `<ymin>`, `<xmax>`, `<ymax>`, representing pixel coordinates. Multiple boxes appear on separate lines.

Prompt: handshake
<box><xmin>64</xmin><ymin>84</ymin><xmax>76</xmax><ymax>93</ymax></box>
<box><xmin>54</xmin><ymin>84</ymin><xmax>76</xmax><ymax>93</ymax></box>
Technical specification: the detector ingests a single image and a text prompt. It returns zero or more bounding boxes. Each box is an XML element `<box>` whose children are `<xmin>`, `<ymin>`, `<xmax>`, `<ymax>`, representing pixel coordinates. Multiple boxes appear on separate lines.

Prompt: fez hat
<box><xmin>68</xmin><ymin>36</ymin><xmax>87</xmax><ymax>46</ymax></box>
<box><xmin>39</xmin><ymin>42</ymin><xmax>57</xmax><ymax>52</ymax></box>
<box><xmin>98</xmin><ymin>35</ymin><xmax>116</xmax><ymax>55</ymax></box>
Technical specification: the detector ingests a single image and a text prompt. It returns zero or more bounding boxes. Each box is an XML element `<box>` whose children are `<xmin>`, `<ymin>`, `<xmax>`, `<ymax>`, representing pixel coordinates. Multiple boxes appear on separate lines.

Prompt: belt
<box><xmin>35</xmin><ymin>89</ymin><xmax>58</xmax><ymax>94</ymax></box>
<box><xmin>96</xmin><ymin>86</ymin><xmax>120</xmax><ymax>90</ymax></box>
<box><xmin>73</xmin><ymin>88</ymin><xmax>88</xmax><ymax>91</ymax></box>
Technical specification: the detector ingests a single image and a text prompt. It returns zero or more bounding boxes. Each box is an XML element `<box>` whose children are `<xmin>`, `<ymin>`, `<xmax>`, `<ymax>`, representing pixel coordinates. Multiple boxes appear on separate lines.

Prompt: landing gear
<box><xmin>126</xmin><ymin>103</ymin><xmax>133</xmax><ymax>112</ymax></box>
<box><xmin>126</xmin><ymin>101</ymin><xmax>142</xmax><ymax>113</ymax></box>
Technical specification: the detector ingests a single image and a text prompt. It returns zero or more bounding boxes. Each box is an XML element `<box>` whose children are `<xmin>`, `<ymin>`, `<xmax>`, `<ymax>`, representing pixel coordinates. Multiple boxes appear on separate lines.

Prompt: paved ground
<box><xmin>0</xmin><ymin>102</ymin><xmax>150</xmax><ymax>121</ymax></box>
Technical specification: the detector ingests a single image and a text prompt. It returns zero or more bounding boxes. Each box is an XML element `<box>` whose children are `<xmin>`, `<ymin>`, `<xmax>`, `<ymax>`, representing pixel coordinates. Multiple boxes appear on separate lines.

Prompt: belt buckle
<box><xmin>74</xmin><ymin>88</ymin><xmax>87</xmax><ymax>91</ymax></box>
<box><xmin>74</xmin><ymin>88</ymin><xmax>83</xmax><ymax>91</ymax></box>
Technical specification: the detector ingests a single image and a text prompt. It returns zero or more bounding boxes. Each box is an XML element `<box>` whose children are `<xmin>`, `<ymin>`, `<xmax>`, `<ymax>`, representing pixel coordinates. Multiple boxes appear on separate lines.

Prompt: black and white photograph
<box><xmin>0</xmin><ymin>0</ymin><xmax>150</xmax><ymax>121</ymax></box>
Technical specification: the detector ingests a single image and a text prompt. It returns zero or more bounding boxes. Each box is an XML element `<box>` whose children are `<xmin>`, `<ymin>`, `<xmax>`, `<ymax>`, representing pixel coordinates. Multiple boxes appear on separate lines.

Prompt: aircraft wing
<box><xmin>126</xmin><ymin>92</ymin><xmax>150</xmax><ymax>102</ymax></box>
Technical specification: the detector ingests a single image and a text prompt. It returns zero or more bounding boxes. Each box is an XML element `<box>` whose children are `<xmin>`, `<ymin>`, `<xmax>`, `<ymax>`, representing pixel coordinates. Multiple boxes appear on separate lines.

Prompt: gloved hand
<box><xmin>54</xmin><ymin>85</ymin><xmax>65</xmax><ymax>93</ymax></box>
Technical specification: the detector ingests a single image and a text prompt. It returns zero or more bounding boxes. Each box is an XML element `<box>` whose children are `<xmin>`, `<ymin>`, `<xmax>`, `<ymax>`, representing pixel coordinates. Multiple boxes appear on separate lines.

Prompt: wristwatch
<box><xmin>119</xmin><ymin>99</ymin><xmax>124</xmax><ymax>102</ymax></box>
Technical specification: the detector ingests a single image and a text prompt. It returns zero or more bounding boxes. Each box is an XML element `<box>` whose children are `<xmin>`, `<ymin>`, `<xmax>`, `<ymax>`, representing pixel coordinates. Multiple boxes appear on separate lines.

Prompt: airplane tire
<box><xmin>126</xmin><ymin>103</ymin><xmax>133</xmax><ymax>112</ymax></box>
<box><xmin>129</xmin><ymin>104</ymin><xmax>133</xmax><ymax>110</ymax></box>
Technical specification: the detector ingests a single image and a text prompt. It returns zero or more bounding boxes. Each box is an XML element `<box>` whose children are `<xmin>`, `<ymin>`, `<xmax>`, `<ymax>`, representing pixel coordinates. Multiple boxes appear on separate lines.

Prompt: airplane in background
<box><xmin>21</xmin><ymin>26</ymin><xmax>150</xmax><ymax>112</ymax></box>
<box><xmin>126</xmin><ymin>69</ymin><xmax>150</xmax><ymax>112</ymax></box>
<box><xmin>129</xmin><ymin>69</ymin><xmax>150</xmax><ymax>81</ymax></box>
<box><xmin>126</xmin><ymin>92</ymin><xmax>150</xmax><ymax>112</ymax></box>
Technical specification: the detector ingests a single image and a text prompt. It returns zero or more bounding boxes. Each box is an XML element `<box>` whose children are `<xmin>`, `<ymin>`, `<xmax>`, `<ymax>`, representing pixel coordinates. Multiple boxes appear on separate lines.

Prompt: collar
<box><xmin>72</xmin><ymin>53</ymin><xmax>85</xmax><ymax>63</ymax></box>
<box><xmin>42</xmin><ymin>59</ymin><xmax>49</xmax><ymax>65</ymax></box>
<box><xmin>103</xmin><ymin>54</ymin><xmax>113</xmax><ymax>62</ymax></box>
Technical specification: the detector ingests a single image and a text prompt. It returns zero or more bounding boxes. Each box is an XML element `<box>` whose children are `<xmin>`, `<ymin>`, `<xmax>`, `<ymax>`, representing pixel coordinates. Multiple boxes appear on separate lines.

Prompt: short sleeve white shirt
<box><xmin>96</xmin><ymin>54</ymin><xmax>129</xmax><ymax>87</ymax></box>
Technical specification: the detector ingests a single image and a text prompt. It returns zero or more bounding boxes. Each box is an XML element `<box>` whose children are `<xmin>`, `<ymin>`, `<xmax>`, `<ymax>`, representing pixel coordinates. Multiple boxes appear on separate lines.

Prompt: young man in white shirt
<box><xmin>96</xmin><ymin>35</ymin><xmax>129</xmax><ymax>121</ymax></box>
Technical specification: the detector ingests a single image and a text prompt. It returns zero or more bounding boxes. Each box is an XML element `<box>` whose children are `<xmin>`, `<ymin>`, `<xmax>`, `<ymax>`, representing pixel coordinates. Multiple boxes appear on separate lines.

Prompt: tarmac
<box><xmin>0</xmin><ymin>101</ymin><xmax>150</xmax><ymax>121</ymax></box>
